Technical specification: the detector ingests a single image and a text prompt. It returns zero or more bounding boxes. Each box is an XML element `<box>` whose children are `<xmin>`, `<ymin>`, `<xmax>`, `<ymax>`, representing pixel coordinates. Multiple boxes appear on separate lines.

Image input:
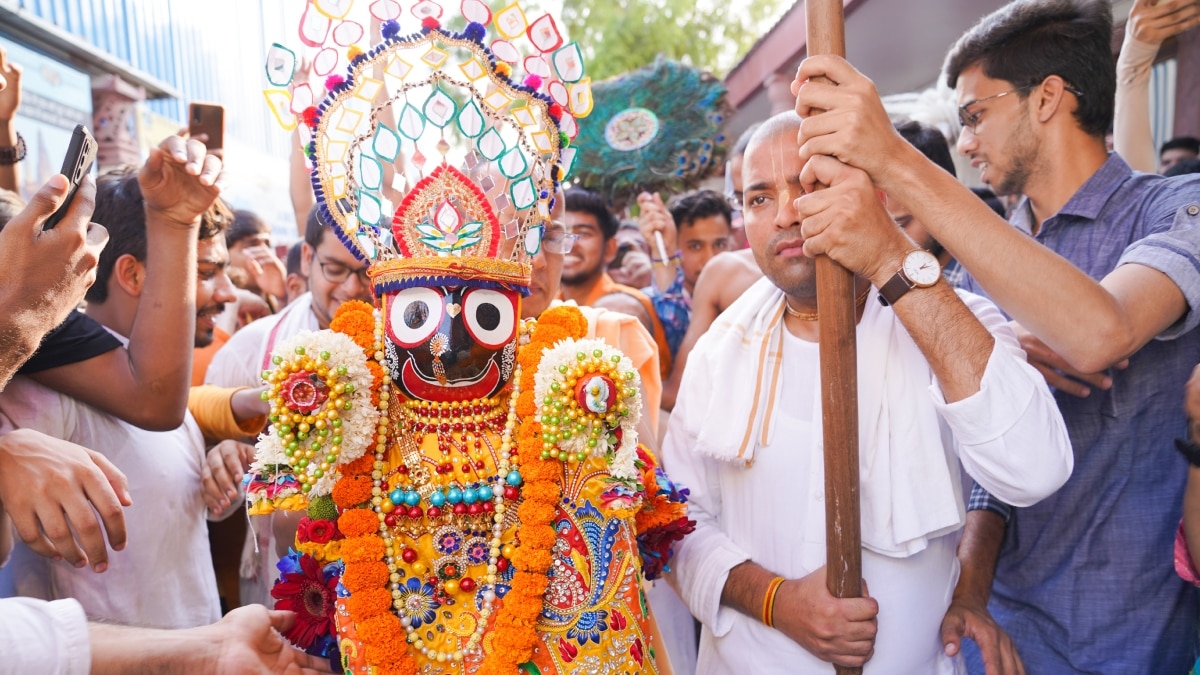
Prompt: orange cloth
<box><xmin>576</xmin><ymin>273</ymin><xmax>672</xmax><ymax>379</ymax></box>
<box><xmin>187</xmin><ymin>385</ymin><xmax>266</xmax><ymax>444</ymax></box>
<box><xmin>192</xmin><ymin>327</ymin><xmax>231</xmax><ymax>386</ymax></box>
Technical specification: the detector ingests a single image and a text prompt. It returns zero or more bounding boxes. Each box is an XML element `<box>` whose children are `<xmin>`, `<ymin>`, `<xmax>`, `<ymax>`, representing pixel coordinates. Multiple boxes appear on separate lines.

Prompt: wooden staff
<box><xmin>803</xmin><ymin>2</ymin><xmax>863</xmax><ymax>674</ymax></box>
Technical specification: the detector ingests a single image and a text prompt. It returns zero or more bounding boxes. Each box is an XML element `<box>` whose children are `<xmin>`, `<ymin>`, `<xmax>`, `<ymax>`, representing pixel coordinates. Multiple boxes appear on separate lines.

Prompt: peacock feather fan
<box><xmin>571</xmin><ymin>57</ymin><xmax>730</xmax><ymax>207</ymax></box>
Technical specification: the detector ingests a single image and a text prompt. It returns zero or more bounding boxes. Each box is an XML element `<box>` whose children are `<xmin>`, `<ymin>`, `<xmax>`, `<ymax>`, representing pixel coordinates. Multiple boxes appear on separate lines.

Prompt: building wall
<box><xmin>4</xmin><ymin>0</ymin><xmax>304</xmax><ymax>238</ymax></box>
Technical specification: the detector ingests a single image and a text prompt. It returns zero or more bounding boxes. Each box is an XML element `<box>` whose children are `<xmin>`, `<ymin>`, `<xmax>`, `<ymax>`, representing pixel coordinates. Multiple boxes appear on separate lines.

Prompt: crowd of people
<box><xmin>0</xmin><ymin>0</ymin><xmax>1199</xmax><ymax>673</ymax></box>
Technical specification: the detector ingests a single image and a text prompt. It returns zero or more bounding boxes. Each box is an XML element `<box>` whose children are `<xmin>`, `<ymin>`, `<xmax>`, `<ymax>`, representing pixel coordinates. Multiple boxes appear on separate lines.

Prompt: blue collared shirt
<box><xmin>962</xmin><ymin>154</ymin><xmax>1200</xmax><ymax>674</ymax></box>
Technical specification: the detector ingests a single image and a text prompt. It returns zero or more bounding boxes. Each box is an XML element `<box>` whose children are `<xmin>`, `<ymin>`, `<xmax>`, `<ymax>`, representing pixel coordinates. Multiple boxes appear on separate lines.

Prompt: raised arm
<box><xmin>793</xmin><ymin>54</ymin><xmax>1191</xmax><ymax>373</ymax></box>
<box><xmin>0</xmin><ymin>48</ymin><xmax>22</xmax><ymax>193</ymax></box>
<box><xmin>1115</xmin><ymin>0</ymin><xmax>1200</xmax><ymax>172</ymax></box>
<box><xmin>30</xmin><ymin>136</ymin><xmax>224</xmax><ymax>430</ymax></box>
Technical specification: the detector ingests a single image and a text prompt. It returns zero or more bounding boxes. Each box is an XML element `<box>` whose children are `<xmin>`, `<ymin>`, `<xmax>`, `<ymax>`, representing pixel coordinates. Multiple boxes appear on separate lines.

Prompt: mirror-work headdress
<box><xmin>263</xmin><ymin>1</ymin><xmax>593</xmax><ymax>295</ymax></box>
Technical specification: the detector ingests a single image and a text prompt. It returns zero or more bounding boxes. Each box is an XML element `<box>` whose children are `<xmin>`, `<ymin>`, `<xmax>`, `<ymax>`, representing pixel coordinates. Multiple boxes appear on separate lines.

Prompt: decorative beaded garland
<box><xmin>366</xmin><ymin>316</ymin><xmax>531</xmax><ymax>665</ymax></box>
<box><xmin>532</xmin><ymin>337</ymin><xmax>642</xmax><ymax>479</ymax></box>
<box><xmin>374</xmin><ymin>371</ymin><xmax>522</xmax><ymax>664</ymax></box>
<box><xmin>246</xmin><ymin>329</ymin><xmax>378</xmax><ymax>510</ymax></box>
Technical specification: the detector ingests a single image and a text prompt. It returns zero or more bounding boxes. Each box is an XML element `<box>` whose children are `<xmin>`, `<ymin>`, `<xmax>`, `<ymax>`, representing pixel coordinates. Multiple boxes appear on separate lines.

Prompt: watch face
<box><xmin>903</xmin><ymin>250</ymin><xmax>941</xmax><ymax>287</ymax></box>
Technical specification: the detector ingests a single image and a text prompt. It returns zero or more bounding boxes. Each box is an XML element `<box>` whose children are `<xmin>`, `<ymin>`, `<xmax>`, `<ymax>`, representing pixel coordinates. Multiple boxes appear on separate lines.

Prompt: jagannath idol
<box><xmin>244</xmin><ymin>3</ymin><xmax>692</xmax><ymax>674</ymax></box>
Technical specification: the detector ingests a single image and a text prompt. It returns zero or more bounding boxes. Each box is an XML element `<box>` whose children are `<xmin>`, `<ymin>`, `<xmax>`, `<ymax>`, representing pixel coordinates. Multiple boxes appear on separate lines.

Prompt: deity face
<box><xmin>383</xmin><ymin>284</ymin><xmax>520</xmax><ymax>402</ymax></box>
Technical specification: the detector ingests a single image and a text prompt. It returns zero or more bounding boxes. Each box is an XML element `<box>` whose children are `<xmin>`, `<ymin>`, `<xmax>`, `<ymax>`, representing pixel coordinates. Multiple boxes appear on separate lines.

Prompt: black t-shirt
<box><xmin>19</xmin><ymin>310</ymin><xmax>121</xmax><ymax>374</ymax></box>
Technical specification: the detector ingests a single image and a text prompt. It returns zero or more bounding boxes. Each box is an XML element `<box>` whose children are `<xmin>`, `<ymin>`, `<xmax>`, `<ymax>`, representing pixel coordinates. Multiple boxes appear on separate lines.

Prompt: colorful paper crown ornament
<box><xmin>571</xmin><ymin>58</ymin><xmax>729</xmax><ymax>209</ymax></box>
<box><xmin>262</xmin><ymin>0</ymin><xmax>593</xmax><ymax>295</ymax></box>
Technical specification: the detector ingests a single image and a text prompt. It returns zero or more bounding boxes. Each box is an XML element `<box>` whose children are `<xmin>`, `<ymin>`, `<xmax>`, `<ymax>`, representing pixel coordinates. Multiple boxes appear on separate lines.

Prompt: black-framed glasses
<box><xmin>958</xmin><ymin>83</ymin><xmax>1083</xmax><ymax>133</ymax></box>
<box><xmin>314</xmin><ymin>252</ymin><xmax>370</xmax><ymax>285</ymax></box>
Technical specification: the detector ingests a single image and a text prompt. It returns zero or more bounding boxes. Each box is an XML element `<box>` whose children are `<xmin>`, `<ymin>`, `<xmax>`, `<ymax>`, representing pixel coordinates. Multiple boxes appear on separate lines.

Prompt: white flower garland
<box><xmin>249</xmin><ymin>329</ymin><xmax>380</xmax><ymax>505</ymax></box>
<box><xmin>533</xmin><ymin>337</ymin><xmax>641</xmax><ymax>479</ymax></box>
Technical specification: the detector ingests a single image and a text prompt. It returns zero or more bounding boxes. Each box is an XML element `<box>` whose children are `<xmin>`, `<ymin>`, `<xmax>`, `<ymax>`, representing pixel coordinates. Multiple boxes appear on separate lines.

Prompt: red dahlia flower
<box><xmin>270</xmin><ymin>553</ymin><xmax>338</xmax><ymax>649</ymax></box>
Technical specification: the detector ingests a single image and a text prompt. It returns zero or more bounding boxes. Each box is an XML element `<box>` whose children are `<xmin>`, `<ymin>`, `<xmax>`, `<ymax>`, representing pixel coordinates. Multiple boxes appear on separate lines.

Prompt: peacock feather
<box><xmin>571</xmin><ymin>57</ymin><xmax>730</xmax><ymax>208</ymax></box>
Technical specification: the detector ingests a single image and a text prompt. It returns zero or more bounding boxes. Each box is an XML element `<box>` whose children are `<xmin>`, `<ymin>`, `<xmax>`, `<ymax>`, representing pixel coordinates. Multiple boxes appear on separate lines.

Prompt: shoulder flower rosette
<box><xmin>532</xmin><ymin>337</ymin><xmax>642</xmax><ymax>479</ymax></box>
<box><xmin>245</xmin><ymin>329</ymin><xmax>380</xmax><ymax>513</ymax></box>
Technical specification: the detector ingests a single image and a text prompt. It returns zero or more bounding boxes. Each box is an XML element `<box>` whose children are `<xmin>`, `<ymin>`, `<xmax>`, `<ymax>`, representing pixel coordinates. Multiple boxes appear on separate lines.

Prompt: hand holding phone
<box><xmin>42</xmin><ymin>124</ymin><xmax>96</xmax><ymax>231</ymax></box>
<box><xmin>188</xmin><ymin>103</ymin><xmax>224</xmax><ymax>153</ymax></box>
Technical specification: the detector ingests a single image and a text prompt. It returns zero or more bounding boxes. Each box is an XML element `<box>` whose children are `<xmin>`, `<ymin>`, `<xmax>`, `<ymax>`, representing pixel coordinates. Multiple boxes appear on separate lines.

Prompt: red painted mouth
<box><xmin>400</xmin><ymin>359</ymin><xmax>502</xmax><ymax>403</ymax></box>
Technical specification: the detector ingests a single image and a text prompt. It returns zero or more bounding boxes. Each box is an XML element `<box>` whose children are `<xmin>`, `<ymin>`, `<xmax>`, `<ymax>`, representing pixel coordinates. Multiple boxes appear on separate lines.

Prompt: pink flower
<box><xmin>281</xmin><ymin>372</ymin><xmax>329</xmax><ymax>414</ymax></box>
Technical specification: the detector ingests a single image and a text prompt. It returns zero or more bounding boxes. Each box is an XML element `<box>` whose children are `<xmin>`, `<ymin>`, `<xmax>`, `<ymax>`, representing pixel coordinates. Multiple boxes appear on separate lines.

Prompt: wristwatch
<box><xmin>877</xmin><ymin>249</ymin><xmax>941</xmax><ymax>307</ymax></box>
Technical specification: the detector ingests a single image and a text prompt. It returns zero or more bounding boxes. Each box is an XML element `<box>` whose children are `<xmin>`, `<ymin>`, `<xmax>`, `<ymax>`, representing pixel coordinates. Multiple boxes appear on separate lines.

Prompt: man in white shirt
<box><xmin>206</xmin><ymin>207</ymin><xmax>372</xmax><ymax>605</ymax></box>
<box><xmin>662</xmin><ymin>112</ymin><xmax>1072</xmax><ymax>673</ymax></box>
<box><xmin>0</xmin><ymin>149</ymin><xmax>242</xmax><ymax>629</ymax></box>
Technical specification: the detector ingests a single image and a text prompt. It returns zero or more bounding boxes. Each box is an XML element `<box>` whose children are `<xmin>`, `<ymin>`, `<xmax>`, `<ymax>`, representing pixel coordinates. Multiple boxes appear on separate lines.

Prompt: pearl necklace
<box><xmin>368</xmin><ymin>308</ymin><xmax>525</xmax><ymax>664</ymax></box>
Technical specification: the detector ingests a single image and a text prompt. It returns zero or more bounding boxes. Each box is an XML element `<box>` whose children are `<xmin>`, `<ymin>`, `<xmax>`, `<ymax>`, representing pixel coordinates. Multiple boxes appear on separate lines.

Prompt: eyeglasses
<box><xmin>541</xmin><ymin>226</ymin><xmax>578</xmax><ymax>255</ymax></box>
<box><xmin>724</xmin><ymin>160</ymin><xmax>742</xmax><ymax>210</ymax></box>
<box><xmin>314</xmin><ymin>252</ymin><xmax>370</xmax><ymax>286</ymax></box>
<box><xmin>958</xmin><ymin>83</ymin><xmax>1084</xmax><ymax>133</ymax></box>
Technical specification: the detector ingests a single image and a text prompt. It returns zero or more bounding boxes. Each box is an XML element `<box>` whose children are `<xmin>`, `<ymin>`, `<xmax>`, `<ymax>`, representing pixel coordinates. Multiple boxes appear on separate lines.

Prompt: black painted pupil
<box><xmin>404</xmin><ymin>301</ymin><xmax>429</xmax><ymax>329</ymax></box>
<box><xmin>476</xmin><ymin>303</ymin><xmax>500</xmax><ymax>331</ymax></box>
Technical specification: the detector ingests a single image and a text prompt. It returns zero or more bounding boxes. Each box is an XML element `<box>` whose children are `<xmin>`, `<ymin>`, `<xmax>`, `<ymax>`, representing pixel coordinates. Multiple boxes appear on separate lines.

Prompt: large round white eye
<box><xmin>463</xmin><ymin>289</ymin><xmax>516</xmax><ymax>348</ymax></box>
<box><xmin>387</xmin><ymin>287</ymin><xmax>444</xmax><ymax>347</ymax></box>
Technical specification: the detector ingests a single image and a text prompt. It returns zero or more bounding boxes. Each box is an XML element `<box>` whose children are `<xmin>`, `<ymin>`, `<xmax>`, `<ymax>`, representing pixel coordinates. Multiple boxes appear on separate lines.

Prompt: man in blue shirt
<box><xmin>786</xmin><ymin>0</ymin><xmax>1200</xmax><ymax>672</ymax></box>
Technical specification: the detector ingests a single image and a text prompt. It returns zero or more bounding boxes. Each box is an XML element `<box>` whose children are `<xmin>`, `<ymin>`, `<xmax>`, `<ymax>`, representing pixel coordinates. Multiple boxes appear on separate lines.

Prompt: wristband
<box><xmin>651</xmin><ymin>252</ymin><xmax>681</xmax><ymax>265</ymax></box>
<box><xmin>0</xmin><ymin>131</ymin><xmax>25</xmax><ymax>165</ymax></box>
<box><xmin>762</xmin><ymin>576</ymin><xmax>786</xmax><ymax>628</ymax></box>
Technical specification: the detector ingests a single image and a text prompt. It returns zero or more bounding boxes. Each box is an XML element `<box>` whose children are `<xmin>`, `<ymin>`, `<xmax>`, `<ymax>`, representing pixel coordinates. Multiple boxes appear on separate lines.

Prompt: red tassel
<box><xmin>421</xmin><ymin>16</ymin><xmax>440</xmax><ymax>31</ymax></box>
<box><xmin>301</xmin><ymin>106</ymin><xmax>320</xmax><ymax>127</ymax></box>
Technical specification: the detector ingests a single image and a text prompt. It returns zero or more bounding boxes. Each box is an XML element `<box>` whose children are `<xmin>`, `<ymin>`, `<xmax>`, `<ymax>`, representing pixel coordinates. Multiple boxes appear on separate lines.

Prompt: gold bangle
<box><xmin>762</xmin><ymin>576</ymin><xmax>786</xmax><ymax>627</ymax></box>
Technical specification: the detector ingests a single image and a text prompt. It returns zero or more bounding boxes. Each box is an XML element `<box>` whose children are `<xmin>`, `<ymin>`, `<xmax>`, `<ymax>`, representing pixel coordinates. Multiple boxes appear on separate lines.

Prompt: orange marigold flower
<box><xmin>512</xmin><ymin>547</ymin><xmax>552</xmax><ymax>572</ymax></box>
<box><xmin>334</xmin><ymin>300</ymin><xmax>376</xmax><ymax>321</ymax></box>
<box><xmin>529</xmin><ymin>324</ymin><xmax>568</xmax><ymax>348</ymax></box>
<box><xmin>341</xmin><ymin>561</ymin><xmax>389</xmax><ymax>592</ymax></box>
<box><xmin>340</xmin><ymin>535</ymin><xmax>385</xmax><ymax>562</ymax></box>
<box><xmin>332</xmin><ymin>475</ymin><xmax>373</xmax><ymax>508</ymax></box>
<box><xmin>538</xmin><ymin>305</ymin><xmax>588</xmax><ymax>339</ymax></box>
<box><xmin>375</xmin><ymin>661</ymin><xmax>419</xmax><ymax>675</ymax></box>
<box><xmin>356</xmin><ymin>613</ymin><xmax>403</xmax><ymax>645</ymax></box>
<box><xmin>342</xmin><ymin>453</ymin><xmax>375</xmax><ymax>476</ymax></box>
<box><xmin>366</xmin><ymin>360</ymin><xmax>384</xmax><ymax>389</ymax></box>
<box><xmin>338</xmin><ymin>509</ymin><xmax>380</xmax><ymax>538</ymax></box>
<box><xmin>515</xmin><ymin>391</ymin><xmax>537</xmax><ymax>418</ymax></box>
<box><xmin>636</xmin><ymin>500</ymin><xmax>687</xmax><ymax>533</ymax></box>
<box><xmin>346</xmin><ymin>588</ymin><xmax>392</xmax><ymax>618</ymax></box>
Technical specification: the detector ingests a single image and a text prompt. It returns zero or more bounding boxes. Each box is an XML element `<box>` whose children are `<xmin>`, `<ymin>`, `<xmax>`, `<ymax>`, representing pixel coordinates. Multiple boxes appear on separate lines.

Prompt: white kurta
<box><xmin>0</xmin><ymin>374</ymin><xmax>221</xmax><ymax>629</ymax></box>
<box><xmin>663</xmin><ymin>292</ymin><xmax>1072</xmax><ymax>674</ymax></box>
<box><xmin>205</xmin><ymin>292</ymin><xmax>321</xmax><ymax>607</ymax></box>
<box><xmin>0</xmin><ymin>597</ymin><xmax>90</xmax><ymax>674</ymax></box>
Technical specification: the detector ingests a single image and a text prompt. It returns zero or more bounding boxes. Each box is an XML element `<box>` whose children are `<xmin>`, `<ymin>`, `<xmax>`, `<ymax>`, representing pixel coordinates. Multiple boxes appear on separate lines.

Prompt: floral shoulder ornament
<box><xmin>246</xmin><ymin>301</ymin><xmax>693</xmax><ymax>674</ymax></box>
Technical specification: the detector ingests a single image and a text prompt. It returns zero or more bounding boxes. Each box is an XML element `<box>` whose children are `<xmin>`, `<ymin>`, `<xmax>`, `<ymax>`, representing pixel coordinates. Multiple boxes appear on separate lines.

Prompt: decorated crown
<box><xmin>263</xmin><ymin>0</ymin><xmax>592</xmax><ymax>295</ymax></box>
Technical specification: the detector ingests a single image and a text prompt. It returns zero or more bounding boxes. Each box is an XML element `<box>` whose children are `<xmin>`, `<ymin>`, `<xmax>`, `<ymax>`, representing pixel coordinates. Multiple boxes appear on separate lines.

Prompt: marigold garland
<box><xmin>332</xmin><ymin>306</ymin><xmax>598</xmax><ymax>675</ymax></box>
<box><xmin>342</xmin><ymin>453</ymin><xmax>375</xmax><ymax>477</ymax></box>
<box><xmin>338</xmin><ymin>510</ymin><xmax>379</xmax><ymax>538</ymax></box>
<box><xmin>332</xmin><ymin>475</ymin><xmax>373</xmax><ymax>509</ymax></box>
<box><xmin>340</xmin><ymin>535</ymin><xmax>385</xmax><ymax>562</ymax></box>
<box><xmin>346</xmin><ymin>588</ymin><xmax>392</xmax><ymax>617</ymax></box>
<box><xmin>330</xmin><ymin>301</ymin><xmax>377</xmax><ymax>352</ymax></box>
<box><xmin>341</xmin><ymin>560</ymin><xmax>389</xmax><ymax>592</ymax></box>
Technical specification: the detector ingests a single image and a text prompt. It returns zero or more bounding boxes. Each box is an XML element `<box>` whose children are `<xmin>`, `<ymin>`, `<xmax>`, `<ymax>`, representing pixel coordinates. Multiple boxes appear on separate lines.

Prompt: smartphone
<box><xmin>42</xmin><ymin>124</ymin><xmax>97</xmax><ymax>231</ymax></box>
<box><xmin>188</xmin><ymin>102</ymin><xmax>224</xmax><ymax>151</ymax></box>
